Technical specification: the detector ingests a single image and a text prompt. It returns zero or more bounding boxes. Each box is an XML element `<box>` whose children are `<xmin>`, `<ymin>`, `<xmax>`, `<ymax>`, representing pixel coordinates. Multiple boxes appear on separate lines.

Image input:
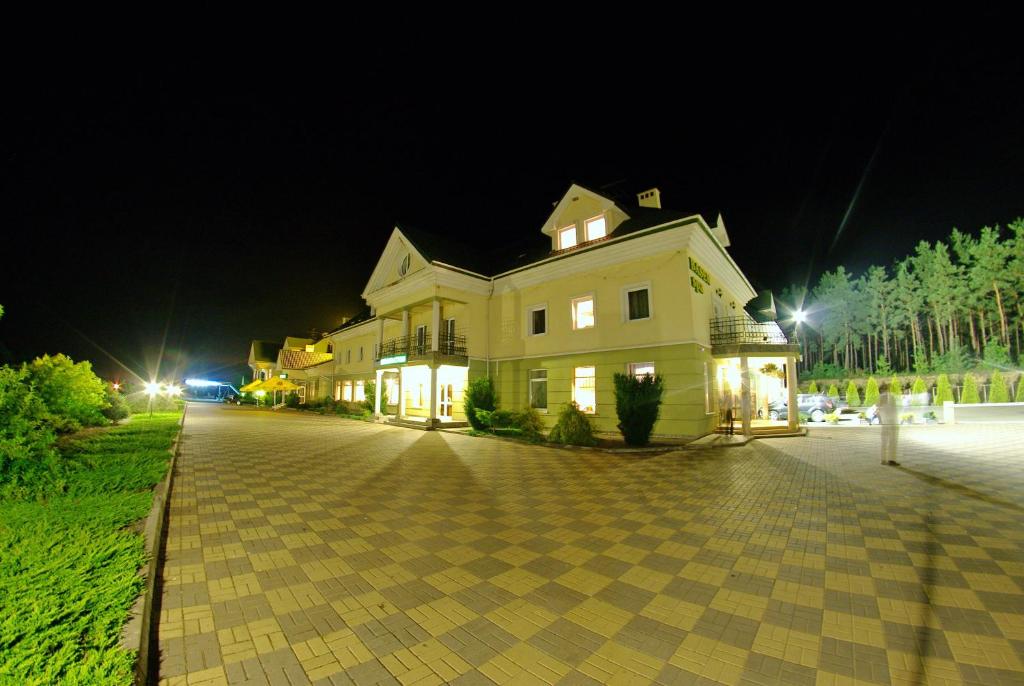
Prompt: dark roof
<box><xmin>251</xmin><ymin>340</ymin><xmax>282</xmax><ymax>363</ymax></box>
<box><xmin>397</xmin><ymin>223</ymin><xmax>519</xmax><ymax>277</ymax></box>
<box><xmin>328</xmin><ymin>307</ymin><xmax>374</xmax><ymax>335</ymax></box>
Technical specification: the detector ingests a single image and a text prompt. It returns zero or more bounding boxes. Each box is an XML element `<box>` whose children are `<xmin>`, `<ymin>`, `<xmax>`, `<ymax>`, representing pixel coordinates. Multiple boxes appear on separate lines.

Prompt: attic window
<box><xmin>398</xmin><ymin>254</ymin><xmax>411</xmax><ymax>276</ymax></box>
<box><xmin>558</xmin><ymin>226</ymin><xmax>577</xmax><ymax>250</ymax></box>
<box><xmin>585</xmin><ymin>215</ymin><xmax>607</xmax><ymax>241</ymax></box>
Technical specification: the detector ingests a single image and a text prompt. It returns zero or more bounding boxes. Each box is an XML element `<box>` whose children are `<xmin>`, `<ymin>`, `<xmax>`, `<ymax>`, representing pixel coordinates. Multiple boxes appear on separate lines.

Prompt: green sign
<box><xmin>279</xmin><ymin>373</ymin><xmax>288</xmax><ymax>379</ymax></box>
<box><xmin>379</xmin><ymin>354</ymin><xmax>407</xmax><ymax>365</ymax></box>
<box><xmin>688</xmin><ymin>256</ymin><xmax>711</xmax><ymax>285</ymax></box>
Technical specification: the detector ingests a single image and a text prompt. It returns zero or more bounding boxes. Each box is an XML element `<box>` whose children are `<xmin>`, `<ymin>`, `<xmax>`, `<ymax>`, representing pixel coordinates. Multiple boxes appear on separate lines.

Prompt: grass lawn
<box><xmin>0</xmin><ymin>412</ymin><xmax>181</xmax><ymax>685</ymax></box>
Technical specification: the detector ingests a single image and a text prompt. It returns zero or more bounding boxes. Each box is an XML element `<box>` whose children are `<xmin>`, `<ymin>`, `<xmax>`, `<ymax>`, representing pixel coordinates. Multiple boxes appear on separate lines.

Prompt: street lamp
<box><xmin>145</xmin><ymin>381</ymin><xmax>161</xmax><ymax>418</ymax></box>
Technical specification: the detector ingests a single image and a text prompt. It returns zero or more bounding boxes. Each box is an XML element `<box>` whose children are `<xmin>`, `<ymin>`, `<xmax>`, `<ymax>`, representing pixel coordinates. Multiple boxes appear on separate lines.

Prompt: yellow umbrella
<box><xmin>258</xmin><ymin>377</ymin><xmax>300</xmax><ymax>407</ymax></box>
<box><xmin>240</xmin><ymin>379</ymin><xmax>265</xmax><ymax>392</ymax></box>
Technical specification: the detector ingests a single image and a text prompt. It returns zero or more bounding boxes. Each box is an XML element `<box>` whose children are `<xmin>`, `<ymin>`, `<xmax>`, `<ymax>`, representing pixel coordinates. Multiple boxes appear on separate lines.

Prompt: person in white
<box><xmin>878</xmin><ymin>390</ymin><xmax>900</xmax><ymax>466</ymax></box>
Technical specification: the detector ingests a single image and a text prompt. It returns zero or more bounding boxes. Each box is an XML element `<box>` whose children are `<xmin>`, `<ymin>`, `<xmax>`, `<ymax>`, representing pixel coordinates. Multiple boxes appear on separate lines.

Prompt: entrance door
<box><xmin>439</xmin><ymin>383</ymin><xmax>453</xmax><ymax>418</ymax></box>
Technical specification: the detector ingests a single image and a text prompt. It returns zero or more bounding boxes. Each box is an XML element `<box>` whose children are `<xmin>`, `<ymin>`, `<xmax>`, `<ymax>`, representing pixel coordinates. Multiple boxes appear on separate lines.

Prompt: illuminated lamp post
<box><xmin>145</xmin><ymin>381</ymin><xmax>162</xmax><ymax>418</ymax></box>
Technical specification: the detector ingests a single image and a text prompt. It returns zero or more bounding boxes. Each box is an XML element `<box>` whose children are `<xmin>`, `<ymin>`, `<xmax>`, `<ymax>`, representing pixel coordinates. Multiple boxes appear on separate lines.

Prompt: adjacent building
<box><xmin>249</xmin><ymin>184</ymin><xmax>800</xmax><ymax>438</ymax></box>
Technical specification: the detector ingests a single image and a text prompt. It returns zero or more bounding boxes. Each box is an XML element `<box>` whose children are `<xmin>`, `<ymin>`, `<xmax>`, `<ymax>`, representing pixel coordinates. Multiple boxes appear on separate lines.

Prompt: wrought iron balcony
<box><xmin>710</xmin><ymin>316</ymin><xmax>789</xmax><ymax>346</ymax></box>
<box><xmin>374</xmin><ymin>330</ymin><xmax>468</xmax><ymax>363</ymax></box>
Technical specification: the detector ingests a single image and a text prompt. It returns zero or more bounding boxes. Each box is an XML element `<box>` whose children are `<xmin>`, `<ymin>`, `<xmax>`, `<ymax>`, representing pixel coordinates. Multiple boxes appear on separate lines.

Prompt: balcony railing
<box><xmin>374</xmin><ymin>330</ymin><xmax>468</xmax><ymax>362</ymax></box>
<box><xmin>710</xmin><ymin>316</ymin><xmax>789</xmax><ymax>346</ymax></box>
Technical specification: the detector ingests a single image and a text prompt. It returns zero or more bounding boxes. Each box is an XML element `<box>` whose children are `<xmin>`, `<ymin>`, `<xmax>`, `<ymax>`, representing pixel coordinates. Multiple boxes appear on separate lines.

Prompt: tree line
<box><xmin>780</xmin><ymin>219</ymin><xmax>1024</xmax><ymax>377</ymax></box>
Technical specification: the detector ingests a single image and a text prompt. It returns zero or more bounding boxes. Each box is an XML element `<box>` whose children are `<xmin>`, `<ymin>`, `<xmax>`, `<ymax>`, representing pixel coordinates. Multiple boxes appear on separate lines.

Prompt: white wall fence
<box><xmin>942</xmin><ymin>401</ymin><xmax>1024</xmax><ymax>424</ymax></box>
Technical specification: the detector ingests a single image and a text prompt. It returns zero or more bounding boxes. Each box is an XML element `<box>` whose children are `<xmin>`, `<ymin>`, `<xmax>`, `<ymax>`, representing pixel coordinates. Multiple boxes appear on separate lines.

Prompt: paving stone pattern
<box><xmin>157</xmin><ymin>404</ymin><xmax>1024</xmax><ymax>685</ymax></box>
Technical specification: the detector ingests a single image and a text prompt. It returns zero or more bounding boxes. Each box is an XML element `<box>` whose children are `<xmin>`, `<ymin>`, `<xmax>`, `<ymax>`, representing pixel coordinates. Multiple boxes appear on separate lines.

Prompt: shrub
<box><xmin>473</xmin><ymin>409</ymin><xmax>493</xmax><ymax>428</ymax></box>
<box><xmin>548</xmin><ymin>402</ymin><xmax>596</xmax><ymax>446</ymax></box>
<box><xmin>982</xmin><ymin>339</ymin><xmax>1011</xmax><ymax>369</ymax></box>
<box><xmin>988</xmin><ymin>370</ymin><xmax>1009</xmax><ymax>403</ymax></box>
<box><xmin>0</xmin><ymin>366</ymin><xmax>60</xmax><ymax>497</ymax></box>
<box><xmin>900</xmin><ymin>412</ymin><xmax>915</xmax><ymax>424</ymax></box>
<box><xmin>888</xmin><ymin>375</ymin><xmax>902</xmax><ymax>397</ymax></box>
<box><xmin>807</xmin><ymin>381</ymin><xmax>819</xmax><ymax>394</ymax></box>
<box><xmin>513</xmin><ymin>408</ymin><xmax>545</xmax><ymax>440</ymax></box>
<box><xmin>464</xmin><ymin>377</ymin><xmax>497</xmax><ymax>431</ymax></box>
<box><xmin>935</xmin><ymin>374</ymin><xmax>954</xmax><ymax>404</ymax></box>
<box><xmin>875</xmin><ymin>355</ymin><xmax>893</xmax><ymax>376</ymax></box>
<box><xmin>827</xmin><ymin>383</ymin><xmax>839</xmax><ymax>398</ymax></box>
<box><xmin>488</xmin><ymin>409</ymin><xmax>518</xmax><ymax>428</ymax></box>
<box><xmin>363</xmin><ymin>380</ymin><xmax>377</xmax><ymax>413</ymax></box>
<box><xmin>334</xmin><ymin>400</ymin><xmax>367</xmax><ymax>416</ymax></box>
<box><xmin>26</xmin><ymin>354</ymin><xmax>107</xmax><ymax>432</ymax></box>
<box><xmin>285</xmin><ymin>391</ymin><xmax>301</xmax><ymax>408</ymax></box>
<box><xmin>960</xmin><ymin>373</ymin><xmax>980</xmax><ymax>404</ymax></box>
<box><xmin>845</xmin><ymin>381</ymin><xmax>861</xmax><ymax>407</ymax></box>
<box><xmin>863</xmin><ymin>377</ymin><xmax>880</xmax><ymax>408</ymax></box>
<box><xmin>911</xmin><ymin>377</ymin><xmax>928</xmax><ymax>404</ymax></box>
<box><xmin>100</xmin><ymin>385</ymin><xmax>130</xmax><ymax>422</ymax></box>
<box><xmin>1016</xmin><ymin>376</ymin><xmax>1024</xmax><ymax>402</ymax></box>
<box><xmin>613</xmin><ymin>372</ymin><xmax>665</xmax><ymax>446</ymax></box>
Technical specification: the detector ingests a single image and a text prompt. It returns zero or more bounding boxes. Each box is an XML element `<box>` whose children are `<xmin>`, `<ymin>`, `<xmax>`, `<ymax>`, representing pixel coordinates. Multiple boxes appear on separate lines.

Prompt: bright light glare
<box><xmin>255</xmin><ymin>390</ymin><xmax>266</xmax><ymax>397</ymax></box>
<box><xmin>794</xmin><ymin>310</ymin><xmax>807</xmax><ymax>324</ymax></box>
<box><xmin>166</xmin><ymin>384</ymin><xmax>182</xmax><ymax>396</ymax></box>
<box><xmin>112</xmin><ymin>382</ymin><xmax>121</xmax><ymax>391</ymax></box>
<box><xmin>145</xmin><ymin>382</ymin><xmax>161</xmax><ymax>396</ymax></box>
<box><xmin>185</xmin><ymin>378</ymin><xmax>220</xmax><ymax>387</ymax></box>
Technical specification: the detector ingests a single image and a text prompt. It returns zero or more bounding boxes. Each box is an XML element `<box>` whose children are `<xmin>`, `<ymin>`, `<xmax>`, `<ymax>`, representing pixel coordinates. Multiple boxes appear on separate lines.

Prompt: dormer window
<box><xmin>558</xmin><ymin>225</ymin><xmax>577</xmax><ymax>250</ymax></box>
<box><xmin>304</xmin><ymin>344</ymin><xmax>314</xmax><ymax>352</ymax></box>
<box><xmin>585</xmin><ymin>215</ymin><xmax>607</xmax><ymax>241</ymax></box>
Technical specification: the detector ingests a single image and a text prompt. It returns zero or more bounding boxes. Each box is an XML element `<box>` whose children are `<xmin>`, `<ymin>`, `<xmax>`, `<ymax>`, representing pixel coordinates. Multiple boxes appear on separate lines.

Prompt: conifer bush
<box><xmin>828</xmin><ymin>383</ymin><xmax>839</xmax><ymax>398</ymax></box>
<box><xmin>988</xmin><ymin>371</ymin><xmax>1008</xmax><ymax>403</ymax></box>
<box><xmin>889</xmin><ymin>375</ymin><xmax>902</xmax><ymax>397</ymax></box>
<box><xmin>464</xmin><ymin>377</ymin><xmax>497</xmax><ymax>431</ymax></box>
<box><xmin>845</xmin><ymin>381</ymin><xmax>861</xmax><ymax>406</ymax></box>
<box><xmin>100</xmin><ymin>384</ymin><xmax>130</xmax><ymax>422</ymax></box>
<box><xmin>863</xmin><ymin>377</ymin><xmax>880</xmax><ymax>407</ymax></box>
<box><xmin>612</xmin><ymin>372</ymin><xmax>665</xmax><ymax>446</ymax></box>
<box><xmin>548</xmin><ymin>402</ymin><xmax>596</xmax><ymax>446</ymax></box>
<box><xmin>1016</xmin><ymin>376</ymin><xmax>1024</xmax><ymax>402</ymax></box>
<box><xmin>911</xmin><ymin>377</ymin><xmax>928</xmax><ymax>404</ymax></box>
<box><xmin>935</xmin><ymin>374</ymin><xmax>954</xmax><ymax>404</ymax></box>
<box><xmin>960</xmin><ymin>373</ymin><xmax>980</xmax><ymax>404</ymax></box>
<box><xmin>807</xmin><ymin>381</ymin><xmax>819</xmax><ymax>393</ymax></box>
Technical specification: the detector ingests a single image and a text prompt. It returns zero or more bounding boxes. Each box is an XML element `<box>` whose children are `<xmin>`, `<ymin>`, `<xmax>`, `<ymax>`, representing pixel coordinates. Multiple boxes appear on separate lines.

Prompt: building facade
<box><xmin>250</xmin><ymin>184</ymin><xmax>800</xmax><ymax>438</ymax></box>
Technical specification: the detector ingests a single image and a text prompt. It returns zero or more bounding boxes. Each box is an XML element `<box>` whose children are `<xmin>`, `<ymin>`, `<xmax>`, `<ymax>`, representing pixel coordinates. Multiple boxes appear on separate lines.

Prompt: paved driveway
<box><xmin>157</xmin><ymin>404</ymin><xmax>1024</xmax><ymax>685</ymax></box>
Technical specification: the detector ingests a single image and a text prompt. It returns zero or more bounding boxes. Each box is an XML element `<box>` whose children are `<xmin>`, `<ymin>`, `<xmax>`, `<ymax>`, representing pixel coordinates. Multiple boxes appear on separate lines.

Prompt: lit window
<box><xmin>528</xmin><ymin>305</ymin><xmax>547</xmax><ymax>336</ymax></box>
<box><xmin>529</xmin><ymin>369</ymin><xmax>548</xmax><ymax>410</ymax></box>
<box><xmin>585</xmin><ymin>215</ymin><xmax>607</xmax><ymax>241</ymax></box>
<box><xmin>385</xmin><ymin>377</ymin><xmax>398</xmax><ymax>405</ymax></box>
<box><xmin>558</xmin><ymin>226</ymin><xmax>577</xmax><ymax>250</ymax></box>
<box><xmin>628</xmin><ymin>362</ymin><xmax>655</xmax><ymax>380</ymax></box>
<box><xmin>334</xmin><ymin>381</ymin><xmax>342</xmax><ymax>401</ymax></box>
<box><xmin>704</xmin><ymin>361</ymin><xmax>712</xmax><ymax>413</ymax></box>
<box><xmin>305</xmin><ymin>344</ymin><xmax>315</xmax><ymax>352</ymax></box>
<box><xmin>342</xmin><ymin>381</ymin><xmax>353</xmax><ymax>401</ymax></box>
<box><xmin>625</xmin><ymin>286</ymin><xmax>650</xmax><ymax>321</ymax></box>
<box><xmin>573</xmin><ymin>366</ymin><xmax>596</xmax><ymax>414</ymax></box>
<box><xmin>572</xmin><ymin>296</ymin><xmax>595</xmax><ymax>329</ymax></box>
<box><xmin>355</xmin><ymin>380</ymin><xmax>365</xmax><ymax>402</ymax></box>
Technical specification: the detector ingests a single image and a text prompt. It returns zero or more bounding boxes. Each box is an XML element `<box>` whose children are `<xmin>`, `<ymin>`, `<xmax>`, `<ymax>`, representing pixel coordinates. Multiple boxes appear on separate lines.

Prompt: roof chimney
<box><xmin>637</xmin><ymin>188</ymin><xmax>661</xmax><ymax>209</ymax></box>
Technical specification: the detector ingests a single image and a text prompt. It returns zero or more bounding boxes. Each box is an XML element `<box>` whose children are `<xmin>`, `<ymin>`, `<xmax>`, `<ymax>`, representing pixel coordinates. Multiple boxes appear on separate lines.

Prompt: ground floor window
<box><xmin>628</xmin><ymin>362</ymin><xmax>655</xmax><ymax>380</ymax></box>
<box><xmin>355</xmin><ymin>380</ymin><xmax>365</xmax><ymax>402</ymax></box>
<box><xmin>704</xmin><ymin>361</ymin><xmax>712</xmax><ymax>413</ymax></box>
<box><xmin>529</xmin><ymin>369</ymin><xmax>547</xmax><ymax>410</ymax></box>
<box><xmin>342</xmin><ymin>381</ymin><xmax>353</xmax><ymax>401</ymax></box>
<box><xmin>573</xmin><ymin>366</ymin><xmax>596</xmax><ymax>414</ymax></box>
<box><xmin>334</xmin><ymin>381</ymin><xmax>341</xmax><ymax>401</ymax></box>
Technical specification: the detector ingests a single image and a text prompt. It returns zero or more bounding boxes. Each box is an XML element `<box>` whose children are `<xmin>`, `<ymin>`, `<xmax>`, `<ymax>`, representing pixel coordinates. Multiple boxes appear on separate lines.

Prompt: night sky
<box><xmin>2</xmin><ymin>26</ymin><xmax>1021</xmax><ymax>383</ymax></box>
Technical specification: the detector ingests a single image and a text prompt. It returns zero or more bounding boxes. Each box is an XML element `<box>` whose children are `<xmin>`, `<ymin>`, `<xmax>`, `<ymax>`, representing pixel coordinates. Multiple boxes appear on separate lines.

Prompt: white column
<box><xmin>376</xmin><ymin>317</ymin><xmax>385</xmax><ymax>358</ymax></box>
<box><xmin>374</xmin><ymin>369</ymin><xmax>383</xmax><ymax>416</ymax></box>
<box><xmin>398</xmin><ymin>368</ymin><xmax>405</xmax><ymax>418</ymax></box>
<box><xmin>401</xmin><ymin>309</ymin><xmax>410</xmax><ymax>340</ymax></box>
<box><xmin>786</xmin><ymin>356</ymin><xmax>799</xmax><ymax>431</ymax></box>
<box><xmin>431</xmin><ymin>299</ymin><xmax>441</xmax><ymax>352</ymax></box>
<box><xmin>428</xmin><ymin>366</ymin><xmax>438</xmax><ymax>425</ymax></box>
<box><xmin>740</xmin><ymin>357</ymin><xmax>752</xmax><ymax>436</ymax></box>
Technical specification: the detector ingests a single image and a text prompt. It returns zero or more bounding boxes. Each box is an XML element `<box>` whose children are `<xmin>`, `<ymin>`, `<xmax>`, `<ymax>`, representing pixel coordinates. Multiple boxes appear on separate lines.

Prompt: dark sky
<box><xmin>2</xmin><ymin>25</ymin><xmax>1021</xmax><ymax>383</ymax></box>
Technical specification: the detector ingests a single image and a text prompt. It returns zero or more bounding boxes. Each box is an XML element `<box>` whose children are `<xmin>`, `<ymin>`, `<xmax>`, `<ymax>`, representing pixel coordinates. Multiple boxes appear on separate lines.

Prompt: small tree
<box><xmin>807</xmin><ymin>381</ymin><xmax>818</xmax><ymax>393</ymax></box>
<box><xmin>464</xmin><ymin>376</ymin><xmax>497</xmax><ymax>431</ymax></box>
<box><xmin>26</xmin><ymin>354</ymin><xmax>108</xmax><ymax>432</ymax></box>
<box><xmin>101</xmin><ymin>383</ymin><xmax>130</xmax><ymax>422</ymax></box>
<box><xmin>548</xmin><ymin>402</ymin><xmax>596</xmax><ymax>446</ymax></box>
<box><xmin>889</xmin><ymin>375</ymin><xmax>902</xmax><ymax>397</ymax></box>
<box><xmin>960</xmin><ymin>373</ymin><xmax>980</xmax><ymax>404</ymax></box>
<box><xmin>935</xmin><ymin>374</ymin><xmax>954</xmax><ymax>404</ymax></box>
<box><xmin>988</xmin><ymin>370</ymin><xmax>1009</xmax><ymax>403</ymax></box>
<box><xmin>363</xmin><ymin>380</ymin><xmax>378</xmax><ymax>413</ymax></box>
<box><xmin>875</xmin><ymin>355</ymin><xmax>893</xmax><ymax>377</ymax></box>
<box><xmin>863</xmin><ymin>377</ymin><xmax>880</xmax><ymax>407</ymax></box>
<box><xmin>613</xmin><ymin>372</ymin><xmax>665</xmax><ymax>446</ymax></box>
<box><xmin>982</xmin><ymin>339</ymin><xmax>1011</xmax><ymax>369</ymax></box>
<box><xmin>827</xmin><ymin>383</ymin><xmax>839</xmax><ymax>398</ymax></box>
<box><xmin>1016</xmin><ymin>375</ymin><xmax>1024</xmax><ymax>402</ymax></box>
<box><xmin>845</xmin><ymin>381</ymin><xmax>861</xmax><ymax>407</ymax></box>
<box><xmin>911</xmin><ymin>376</ymin><xmax>928</xmax><ymax>405</ymax></box>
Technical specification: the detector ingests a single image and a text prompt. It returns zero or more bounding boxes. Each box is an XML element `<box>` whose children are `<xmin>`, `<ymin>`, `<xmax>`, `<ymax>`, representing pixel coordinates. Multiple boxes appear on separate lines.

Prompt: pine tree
<box><xmin>808</xmin><ymin>380</ymin><xmax>819</xmax><ymax>393</ymax></box>
<box><xmin>828</xmin><ymin>383</ymin><xmax>839</xmax><ymax>398</ymax></box>
<box><xmin>864</xmin><ymin>377</ymin><xmax>880</xmax><ymax>407</ymax></box>
<box><xmin>989</xmin><ymin>370</ymin><xmax>1009</xmax><ymax>403</ymax></box>
<box><xmin>846</xmin><ymin>381</ymin><xmax>861</xmax><ymax>406</ymax></box>
<box><xmin>911</xmin><ymin>377</ymin><xmax>928</xmax><ymax>405</ymax></box>
<box><xmin>935</xmin><ymin>374</ymin><xmax>954</xmax><ymax>404</ymax></box>
<box><xmin>889</xmin><ymin>375</ymin><xmax>902</xmax><ymax>396</ymax></box>
<box><xmin>960</xmin><ymin>373</ymin><xmax>980</xmax><ymax>403</ymax></box>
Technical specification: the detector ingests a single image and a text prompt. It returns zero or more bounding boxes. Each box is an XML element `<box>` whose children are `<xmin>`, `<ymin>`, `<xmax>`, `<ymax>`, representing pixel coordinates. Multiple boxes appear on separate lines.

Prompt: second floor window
<box><xmin>572</xmin><ymin>296</ymin><xmax>595</xmax><ymax>330</ymax></box>
<box><xmin>626</xmin><ymin>286</ymin><xmax>651</xmax><ymax>321</ymax></box>
<box><xmin>528</xmin><ymin>306</ymin><xmax>547</xmax><ymax>336</ymax></box>
<box><xmin>558</xmin><ymin>225</ymin><xmax>577</xmax><ymax>250</ymax></box>
<box><xmin>585</xmin><ymin>215</ymin><xmax>607</xmax><ymax>241</ymax></box>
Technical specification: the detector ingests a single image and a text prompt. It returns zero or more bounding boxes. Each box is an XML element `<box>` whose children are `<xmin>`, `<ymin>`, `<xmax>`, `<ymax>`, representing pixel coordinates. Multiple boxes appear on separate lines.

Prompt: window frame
<box><xmin>558</xmin><ymin>225</ymin><xmax>578</xmax><ymax>250</ymax></box>
<box><xmin>526</xmin><ymin>303</ymin><xmax>548</xmax><ymax>337</ymax></box>
<box><xmin>528</xmin><ymin>368</ymin><xmax>548</xmax><ymax>412</ymax></box>
<box><xmin>622</xmin><ymin>282</ymin><xmax>652</xmax><ymax>322</ymax></box>
<box><xmin>571</xmin><ymin>294</ymin><xmax>596</xmax><ymax>330</ymax></box>
<box><xmin>572</xmin><ymin>365</ymin><xmax>597</xmax><ymax>414</ymax></box>
<box><xmin>627</xmin><ymin>362</ymin><xmax>656</xmax><ymax>381</ymax></box>
<box><xmin>584</xmin><ymin>214</ymin><xmax>607</xmax><ymax>241</ymax></box>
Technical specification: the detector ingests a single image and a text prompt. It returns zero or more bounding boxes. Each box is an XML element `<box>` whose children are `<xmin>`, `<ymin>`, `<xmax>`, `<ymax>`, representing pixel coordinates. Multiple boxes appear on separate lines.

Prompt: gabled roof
<box><xmin>279</xmin><ymin>349</ymin><xmax>334</xmax><ymax>370</ymax></box>
<box><xmin>283</xmin><ymin>336</ymin><xmax>314</xmax><ymax>350</ymax></box>
<box><xmin>250</xmin><ymin>340</ymin><xmax>282</xmax><ymax>364</ymax></box>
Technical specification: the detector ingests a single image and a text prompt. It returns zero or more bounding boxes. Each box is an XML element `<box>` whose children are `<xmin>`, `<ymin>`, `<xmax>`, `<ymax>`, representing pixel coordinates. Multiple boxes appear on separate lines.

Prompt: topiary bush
<box><xmin>960</xmin><ymin>373</ymin><xmax>980</xmax><ymax>404</ymax></box>
<box><xmin>888</xmin><ymin>375</ymin><xmax>902</xmax><ymax>397</ymax></box>
<box><xmin>613</xmin><ymin>372</ymin><xmax>665</xmax><ymax>446</ymax></box>
<box><xmin>807</xmin><ymin>381</ymin><xmax>819</xmax><ymax>394</ymax></box>
<box><xmin>464</xmin><ymin>377</ymin><xmax>497</xmax><ymax>430</ymax></box>
<box><xmin>989</xmin><ymin>370</ymin><xmax>1008</xmax><ymax>403</ymax></box>
<box><xmin>548</xmin><ymin>402</ymin><xmax>596</xmax><ymax>446</ymax></box>
<box><xmin>911</xmin><ymin>376</ymin><xmax>928</xmax><ymax>405</ymax></box>
<box><xmin>26</xmin><ymin>354</ymin><xmax>108</xmax><ymax>432</ymax></box>
<box><xmin>845</xmin><ymin>381</ymin><xmax>861</xmax><ymax>407</ymax></box>
<box><xmin>1016</xmin><ymin>375</ymin><xmax>1024</xmax><ymax>402</ymax></box>
<box><xmin>863</xmin><ymin>377</ymin><xmax>880</xmax><ymax>407</ymax></box>
<box><xmin>935</xmin><ymin>374</ymin><xmax>954</xmax><ymax>404</ymax></box>
<box><xmin>827</xmin><ymin>383</ymin><xmax>839</xmax><ymax>398</ymax></box>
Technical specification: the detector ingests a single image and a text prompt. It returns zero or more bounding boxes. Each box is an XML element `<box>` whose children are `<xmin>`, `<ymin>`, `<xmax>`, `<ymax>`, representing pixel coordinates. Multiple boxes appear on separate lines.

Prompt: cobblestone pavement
<box><xmin>156</xmin><ymin>403</ymin><xmax>1024</xmax><ymax>685</ymax></box>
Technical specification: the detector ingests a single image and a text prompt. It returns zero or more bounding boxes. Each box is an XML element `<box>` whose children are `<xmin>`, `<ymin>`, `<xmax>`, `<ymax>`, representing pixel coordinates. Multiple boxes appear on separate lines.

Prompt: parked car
<box><xmin>831</xmin><ymin>406</ymin><xmax>880</xmax><ymax>425</ymax></box>
<box><xmin>758</xmin><ymin>393</ymin><xmax>836</xmax><ymax>423</ymax></box>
